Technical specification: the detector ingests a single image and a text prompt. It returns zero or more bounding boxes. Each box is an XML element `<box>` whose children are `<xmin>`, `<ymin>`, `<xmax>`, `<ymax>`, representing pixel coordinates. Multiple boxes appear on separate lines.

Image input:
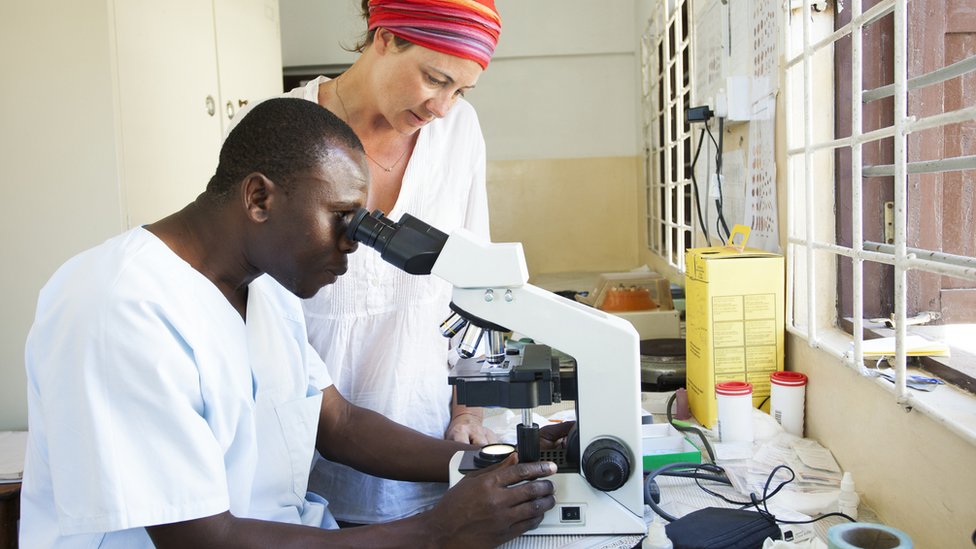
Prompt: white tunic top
<box><xmin>21</xmin><ymin>228</ymin><xmax>335</xmax><ymax>548</ymax></box>
<box><xmin>295</xmin><ymin>77</ymin><xmax>491</xmax><ymax>523</ymax></box>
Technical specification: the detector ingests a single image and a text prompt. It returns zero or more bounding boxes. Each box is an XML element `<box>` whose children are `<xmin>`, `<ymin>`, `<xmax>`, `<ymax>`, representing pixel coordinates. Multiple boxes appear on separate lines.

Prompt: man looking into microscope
<box><xmin>21</xmin><ymin>98</ymin><xmax>558</xmax><ymax>548</ymax></box>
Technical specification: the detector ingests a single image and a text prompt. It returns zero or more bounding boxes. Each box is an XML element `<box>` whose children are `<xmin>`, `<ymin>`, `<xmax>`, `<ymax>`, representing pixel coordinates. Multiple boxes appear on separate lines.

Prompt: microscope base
<box><xmin>448</xmin><ymin>451</ymin><xmax>646</xmax><ymax>536</ymax></box>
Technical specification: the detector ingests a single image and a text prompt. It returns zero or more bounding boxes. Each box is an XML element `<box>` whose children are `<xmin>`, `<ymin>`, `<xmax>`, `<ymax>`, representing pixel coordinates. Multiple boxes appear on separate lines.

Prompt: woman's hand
<box><xmin>446</xmin><ymin>412</ymin><xmax>499</xmax><ymax>445</ymax></box>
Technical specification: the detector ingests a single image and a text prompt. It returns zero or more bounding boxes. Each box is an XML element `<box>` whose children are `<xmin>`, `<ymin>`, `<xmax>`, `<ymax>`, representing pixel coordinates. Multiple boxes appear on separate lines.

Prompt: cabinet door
<box><xmin>114</xmin><ymin>0</ymin><xmax>224</xmax><ymax>227</ymax></box>
<box><xmin>213</xmin><ymin>0</ymin><xmax>284</xmax><ymax>130</ymax></box>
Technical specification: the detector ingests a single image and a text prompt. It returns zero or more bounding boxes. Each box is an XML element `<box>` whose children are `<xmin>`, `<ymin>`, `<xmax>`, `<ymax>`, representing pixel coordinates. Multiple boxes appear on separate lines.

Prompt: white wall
<box><xmin>472</xmin><ymin>54</ymin><xmax>638</xmax><ymax>160</ymax></box>
<box><xmin>0</xmin><ymin>4</ymin><xmax>127</xmax><ymax>430</ymax></box>
<box><xmin>470</xmin><ymin>0</ymin><xmax>640</xmax><ymax>160</ymax></box>
<box><xmin>280</xmin><ymin>0</ymin><xmax>361</xmax><ymax>67</ymax></box>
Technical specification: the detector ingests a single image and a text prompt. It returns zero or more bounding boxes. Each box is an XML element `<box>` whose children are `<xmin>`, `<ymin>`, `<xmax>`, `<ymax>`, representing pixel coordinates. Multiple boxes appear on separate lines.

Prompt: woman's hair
<box><xmin>346</xmin><ymin>0</ymin><xmax>412</xmax><ymax>53</ymax></box>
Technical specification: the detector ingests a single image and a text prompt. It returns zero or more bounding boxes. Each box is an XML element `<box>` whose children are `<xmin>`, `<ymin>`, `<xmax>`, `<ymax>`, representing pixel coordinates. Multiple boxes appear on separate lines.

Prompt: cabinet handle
<box><xmin>226</xmin><ymin>100</ymin><xmax>235</xmax><ymax>119</ymax></box>
<box><xmin>205</xmin><ymin>95</ymin><xmax>216</xmax><ymax>116</ymax></box>
<box><xmin>238</xmin><ymin>99</ymin><xmax>249</xmax><ymax>108</ymax></box>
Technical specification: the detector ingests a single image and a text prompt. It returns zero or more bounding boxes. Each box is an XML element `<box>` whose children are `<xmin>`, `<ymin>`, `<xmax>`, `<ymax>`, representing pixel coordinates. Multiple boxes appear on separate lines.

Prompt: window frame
<box><xmin>784</xmin><ymin>0</ymin><xmax>976</xmax><ymax>445</ymax></box>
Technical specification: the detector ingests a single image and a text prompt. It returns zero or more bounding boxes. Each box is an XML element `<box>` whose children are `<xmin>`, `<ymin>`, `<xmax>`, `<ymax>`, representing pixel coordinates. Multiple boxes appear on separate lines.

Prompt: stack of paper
<box><xmin>859</xmin><ymin>335</ymin><xmax>950</xmax><ymax>357</ymax></box>
<box><xmin>0</xmin><ymin>431</ymin><xmax>28</xmax><ymax>483</ymax></box>
<box><xmin>724</xmin><ymin>434</ymin><xmax>843</xmax><ymax>497</ymax></box>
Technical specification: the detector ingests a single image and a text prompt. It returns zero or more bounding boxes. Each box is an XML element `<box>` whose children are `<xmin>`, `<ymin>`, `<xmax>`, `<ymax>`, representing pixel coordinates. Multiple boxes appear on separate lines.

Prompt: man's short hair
<box><xmin>207</xmin><ymin>98</ymin><xmax>364</xmax><ymax>198</ymax></box>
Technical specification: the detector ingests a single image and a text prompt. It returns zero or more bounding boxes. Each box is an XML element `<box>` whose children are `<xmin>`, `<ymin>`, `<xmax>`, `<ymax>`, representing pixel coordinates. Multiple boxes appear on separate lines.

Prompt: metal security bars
<box><xmin>643</xmin><ymin>0</ymin><xmax>694</xmax><ymax>270</ymax></box>
<box><xmin>784</xmin><ymin>0</ymin><xmax>976</xmax><ymax>444</ymax></box>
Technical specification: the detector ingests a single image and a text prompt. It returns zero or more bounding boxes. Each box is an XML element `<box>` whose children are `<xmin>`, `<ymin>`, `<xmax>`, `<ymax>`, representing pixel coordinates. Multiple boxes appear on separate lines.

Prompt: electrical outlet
<box><xmin>714</xmin><ymin>91</ymin><xmax>728</xmax><ymax>119</ymax></box>
<box><xmin>726</xmin><ymin>76</ymin><xmax>753</xmax><ymax>121</ymax></box>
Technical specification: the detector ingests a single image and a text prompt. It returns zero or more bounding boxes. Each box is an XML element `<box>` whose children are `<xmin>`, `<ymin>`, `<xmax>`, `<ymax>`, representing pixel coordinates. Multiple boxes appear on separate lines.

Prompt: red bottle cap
<box><xmin>715</xmin><ymin>381</ymin><xmax>753</xmax><ymax>396</ymax></box>
<box><xmin>771</xmin><ymin>371</ymin><xmax>808</xmax><ymax>387</ymax></box>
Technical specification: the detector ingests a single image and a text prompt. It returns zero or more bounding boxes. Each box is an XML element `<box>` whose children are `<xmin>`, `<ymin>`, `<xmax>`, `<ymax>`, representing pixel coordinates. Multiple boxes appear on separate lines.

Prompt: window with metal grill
<box><xmin>786</xmin><ymin>0</ymin><xmax>976</xmax><ymax>439</ymax></box>
<box><xmin>643</xmin><ymin>0</ymin><xmax>695</xmax><ymax>270</ymax></box>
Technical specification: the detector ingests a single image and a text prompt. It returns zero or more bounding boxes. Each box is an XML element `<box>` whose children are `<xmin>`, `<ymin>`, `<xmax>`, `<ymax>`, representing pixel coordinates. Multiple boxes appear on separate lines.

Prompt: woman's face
<box><xmin>372</xmin><ymin>32</ymin><xmax>484</xmax><ymax>134</ymax></box>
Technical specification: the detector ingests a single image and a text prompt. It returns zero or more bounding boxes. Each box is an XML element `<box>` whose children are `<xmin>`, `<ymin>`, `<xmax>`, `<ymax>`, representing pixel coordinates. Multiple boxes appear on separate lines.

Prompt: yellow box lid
<box><xmin>685</xmin><ymin>225</ymin><xmax>782</xmax><ymax>282</ymax></box>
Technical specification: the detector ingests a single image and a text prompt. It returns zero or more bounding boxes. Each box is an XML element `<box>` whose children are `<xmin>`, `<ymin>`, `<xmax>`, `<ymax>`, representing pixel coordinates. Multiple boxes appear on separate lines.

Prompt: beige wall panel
<box><xmin>487</xmin><ymin>157</ymin><xmax>642</xmax><ymax>276</ymax></box>
<box><xmin>0</xmin><ymin>2</ymin><xmax>125</xmax><ymax>430</ymax></box>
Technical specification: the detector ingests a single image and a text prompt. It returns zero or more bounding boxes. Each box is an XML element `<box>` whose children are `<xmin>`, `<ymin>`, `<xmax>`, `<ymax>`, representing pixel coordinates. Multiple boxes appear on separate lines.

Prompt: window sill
<box><xmin>813</xmin><ymin>321</ymin><xmax>976</xmax><ymax>447</ymax></box>
<box><xmin>839</xmin><ymin>318</ymin><xmax>976</xmax><ymax>396</ymax></box>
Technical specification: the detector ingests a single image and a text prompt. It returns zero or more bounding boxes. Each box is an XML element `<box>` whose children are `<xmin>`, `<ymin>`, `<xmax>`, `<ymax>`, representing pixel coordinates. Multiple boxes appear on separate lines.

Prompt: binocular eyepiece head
<box><xmin>345</xmin><ymin>208</ymin><xmax>449</xmax><ymax>275</ymax></box>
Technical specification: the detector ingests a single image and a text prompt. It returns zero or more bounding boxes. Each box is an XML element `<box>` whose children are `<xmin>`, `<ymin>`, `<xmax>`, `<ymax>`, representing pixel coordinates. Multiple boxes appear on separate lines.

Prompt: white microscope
<box><xmin>347</xmin><ymin>209</ymin><xmax>646</xmax><ymax>536</ymax></box>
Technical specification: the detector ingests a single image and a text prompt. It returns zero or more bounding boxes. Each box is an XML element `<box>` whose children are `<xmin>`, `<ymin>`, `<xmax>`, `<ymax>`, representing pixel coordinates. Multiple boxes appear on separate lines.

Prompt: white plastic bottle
<box><xmin>642</xmin><ymin>515</ymin><xmax>674</xmax><ymax>549</ymax></box>
<box><xmin>837</xmin><ymin>471</ymin><xmax>859</xmax><ymax>520</ymax></box>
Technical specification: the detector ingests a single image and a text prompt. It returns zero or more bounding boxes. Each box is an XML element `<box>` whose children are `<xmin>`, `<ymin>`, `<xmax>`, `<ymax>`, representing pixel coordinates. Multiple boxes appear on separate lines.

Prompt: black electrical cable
<box><xmin>703</xmin><ymin>119</ymin><xmax>731</xmax><ymax>242</ymax></box>
<box><xmin>753</xmin><ymin>465</ymin><xmax>797</xmax><ymax>515</ymax></box>
<box><xmin>663</xmin><ymin>470</ymin><xmax>729</xmax><ymax>484</ymax></box>
<box><xmin>689</xmin><ymin>127</ymin><xmax>710</xmax><ymax>243</ymax></box>
<box><xmin>776</xmin><ymin>511</ymin><xmax>858</xmax><ymax>525</ymax></box>
<box><xmin>749</xmin><ymin>465</ymin><xmax>857</xmax><ymax>526</ymax></box>
<box><xmin>647</xmin><ymin>461</ymin><xmax>858</xmax><ymax>527</ymax></box>
<box><xmin>687</xmin><ymin>466</ymin><xmax>789</xmax><ymax>509</ymax></box>
<box><xmin>645</xmin><ymin>462</ymin><xmax>733</xmax><ymax>522</ymax></box>
<box><xmin>716</xmin><ymin>117</ymin><xmax>730</xmax><ymax>240</ymax></box>
<box><xmin>666</xmin><ymin>391</ymin><xmax>716</xmax><ymax>462</ymax></box>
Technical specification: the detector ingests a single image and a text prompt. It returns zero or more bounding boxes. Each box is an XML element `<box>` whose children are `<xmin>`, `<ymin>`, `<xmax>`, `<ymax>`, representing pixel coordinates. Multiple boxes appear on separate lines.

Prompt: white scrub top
<box><xmin>245</xmin><ymin>276</ymin><xmax>337</xmax><ymax>529</ymax></box>
<box><xmin>21</xmin><ymin>228</ymin><xmax>337</xmax><ymax>548</ymax></box>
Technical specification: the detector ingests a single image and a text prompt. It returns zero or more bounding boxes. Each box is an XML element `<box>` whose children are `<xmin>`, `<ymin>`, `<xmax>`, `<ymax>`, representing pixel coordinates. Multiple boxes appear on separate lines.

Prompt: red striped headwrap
<box><xmin>368</xmin><ymin>0</ymin><xmax>502</xmax><ymax>69</ymax></box>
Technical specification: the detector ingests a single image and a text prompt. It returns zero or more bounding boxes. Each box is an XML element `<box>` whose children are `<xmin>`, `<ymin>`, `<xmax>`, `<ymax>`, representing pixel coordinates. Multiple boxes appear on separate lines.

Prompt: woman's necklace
<box><xmin>334</xmin><ymin>77</ymin><xmax>408</xmax><ymax>173</ymax></box>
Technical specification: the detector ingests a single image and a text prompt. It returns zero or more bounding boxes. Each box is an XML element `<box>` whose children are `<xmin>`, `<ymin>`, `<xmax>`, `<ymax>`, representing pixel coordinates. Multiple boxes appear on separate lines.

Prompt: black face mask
<box><xmin>665</xmin><ymin>507</ymin><xmax>782</xmax><ymax>549</ymax></box>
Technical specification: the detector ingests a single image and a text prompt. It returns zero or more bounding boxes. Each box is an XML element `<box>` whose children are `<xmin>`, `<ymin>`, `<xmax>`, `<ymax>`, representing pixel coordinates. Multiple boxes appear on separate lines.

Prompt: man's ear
<box><xmin>241</xmin><ymin>173</ymin><xmax>275</xmax><ymax>223</ymax></box>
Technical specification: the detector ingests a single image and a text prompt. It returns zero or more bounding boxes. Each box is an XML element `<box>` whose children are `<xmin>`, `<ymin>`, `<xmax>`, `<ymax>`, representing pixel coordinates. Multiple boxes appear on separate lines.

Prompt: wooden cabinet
<box><xmin>0</xmin><ymin>0</ymin><xmax>283</xmax><ymax>429</ymax></box>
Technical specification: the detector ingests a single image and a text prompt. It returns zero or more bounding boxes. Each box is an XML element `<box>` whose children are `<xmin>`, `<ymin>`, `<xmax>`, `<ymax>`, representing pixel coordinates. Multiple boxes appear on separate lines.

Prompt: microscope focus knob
<box><xmin>581</xmin><ymin>438</ymin><xmax>632</xmax><ymax>492</ymax></box>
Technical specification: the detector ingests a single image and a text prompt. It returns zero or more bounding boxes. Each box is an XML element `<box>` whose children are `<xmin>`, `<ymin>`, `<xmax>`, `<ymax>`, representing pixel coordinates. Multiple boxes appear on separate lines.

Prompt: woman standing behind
<box><xmin>300</xmin><ymin>0</ymin><xmax>502</xmax><ymax>526</ymax></box>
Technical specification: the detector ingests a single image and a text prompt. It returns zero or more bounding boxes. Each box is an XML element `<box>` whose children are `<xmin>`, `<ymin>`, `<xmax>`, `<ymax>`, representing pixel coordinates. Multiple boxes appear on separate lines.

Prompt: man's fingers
<box><xmin>506</xmin><ymin>494</ymin><xmax>556</xmax><ymax>532</ymax></box>
<box><xmin>461</xmin><ymin>452</ymin><xmax>519</xmax><ymax>479</ymax></box>
<box><xmin>492</xmin><ymin>460</ymin><xmax>558</xmax><ymax>487</ymax></box>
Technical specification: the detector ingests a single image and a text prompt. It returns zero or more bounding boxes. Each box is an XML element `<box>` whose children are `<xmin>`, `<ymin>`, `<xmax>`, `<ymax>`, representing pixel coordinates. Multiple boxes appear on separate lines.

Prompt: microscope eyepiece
<box><xmin>346</xmin><ymin>208</ymin><xmax>396</xmax><ymax>249</ymax></box>
<box><xmin>345</xmin><ymin>208</ymin><xmax>449</xmax><ymax>275</ymax></box>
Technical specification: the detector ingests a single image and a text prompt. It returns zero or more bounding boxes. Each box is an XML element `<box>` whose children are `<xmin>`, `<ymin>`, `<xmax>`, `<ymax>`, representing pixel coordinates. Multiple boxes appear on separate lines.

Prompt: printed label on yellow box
<box><xmin>713</xmin><ymin>322</ymin><xmax>745</xmax><ymax>348</ymax></box>
<box><xmin>745</xmin><ymin>319</ymin><xmax>776</xmax><ymax>346</ymax></box>
<box><xmin>714</xmin><ymin>348</ymin><xmax>745</xmax><ymax>374</ymax></box>
<box><xmin>744</xmin><ymin>294</ymin><xmax>776</xmax><ymax>319</ymax></box>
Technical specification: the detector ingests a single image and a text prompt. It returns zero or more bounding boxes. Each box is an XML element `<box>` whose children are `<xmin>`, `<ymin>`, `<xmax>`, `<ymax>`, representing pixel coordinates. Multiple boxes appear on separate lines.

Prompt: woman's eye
<box><xmin>426</xmin><ymin>74</ymin><xmax>445</xmax><ymax>86</ymax></box>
